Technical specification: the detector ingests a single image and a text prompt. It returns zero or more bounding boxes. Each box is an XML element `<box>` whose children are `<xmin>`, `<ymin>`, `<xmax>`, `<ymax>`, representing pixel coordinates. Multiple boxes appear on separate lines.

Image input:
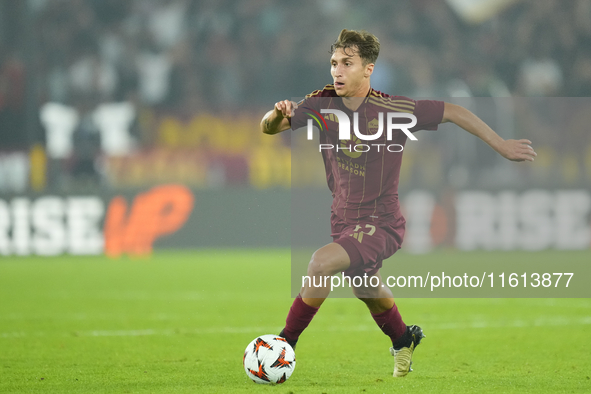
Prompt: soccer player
<box><xmin>260</xmin><ymin>29</ymin><xmax>536</xmax><ymax>377</ymax></box>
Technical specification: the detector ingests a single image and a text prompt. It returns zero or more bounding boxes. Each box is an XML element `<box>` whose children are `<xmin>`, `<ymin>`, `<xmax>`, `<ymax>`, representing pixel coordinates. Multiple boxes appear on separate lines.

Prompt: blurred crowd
<box><xmin>2</xmin><ymin>0</ymin><xmax>590</xmax><ymax>118</ymax></box>
<box><xmin>1</xmin><ymin>0</ymin><xmax>591</xmax><ymax>190</ymax></box>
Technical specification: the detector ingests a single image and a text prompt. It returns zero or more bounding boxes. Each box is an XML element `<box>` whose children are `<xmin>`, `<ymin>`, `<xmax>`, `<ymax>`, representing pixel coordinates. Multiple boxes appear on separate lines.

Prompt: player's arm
<box><xmin>260</xmin><ymin>100</ymin><xmax>298</xmax><ymax>135</ymax></box>
<box><xmin>441</xmin><ymin>102</ymin><xmax>537</xmax><ymax>162</ymax></box>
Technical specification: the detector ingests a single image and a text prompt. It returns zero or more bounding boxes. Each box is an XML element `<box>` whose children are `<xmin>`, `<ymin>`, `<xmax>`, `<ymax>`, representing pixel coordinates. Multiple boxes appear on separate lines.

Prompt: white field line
<box><xmin>2</xmin><ymin>316</ymin><xmax>591</xmax><ymax>339</ymax></box>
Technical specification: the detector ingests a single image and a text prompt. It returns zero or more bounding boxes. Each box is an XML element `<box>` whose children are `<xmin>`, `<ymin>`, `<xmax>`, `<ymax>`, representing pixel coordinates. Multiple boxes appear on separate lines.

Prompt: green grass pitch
<box><xmin>1</xmin><ymin>249</ymin><xmax>590</xmax><ymax>393</ymax></box>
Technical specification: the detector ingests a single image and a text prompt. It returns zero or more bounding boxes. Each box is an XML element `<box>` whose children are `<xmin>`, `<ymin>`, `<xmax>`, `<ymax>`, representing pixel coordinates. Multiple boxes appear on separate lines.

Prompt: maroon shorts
<box><xmin>332</xmin><ymin>214</ymin><xmax>405</xmax><ymax>278</ymax></box>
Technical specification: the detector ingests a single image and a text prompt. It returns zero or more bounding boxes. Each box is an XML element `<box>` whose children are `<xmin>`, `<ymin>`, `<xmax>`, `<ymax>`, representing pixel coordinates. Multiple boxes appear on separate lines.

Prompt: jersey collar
<box><xmin>336</xmin><ymin>87</ymin><xmax>374</xmax><ymax>113</ymax></box>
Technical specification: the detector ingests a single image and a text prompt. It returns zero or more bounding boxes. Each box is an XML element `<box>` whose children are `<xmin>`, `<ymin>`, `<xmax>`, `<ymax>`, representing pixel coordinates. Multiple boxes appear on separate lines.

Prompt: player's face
<box><xmin>330</xmin><ymin>47</ymin><xmax>373</xmax><ymax>97</ymax></box>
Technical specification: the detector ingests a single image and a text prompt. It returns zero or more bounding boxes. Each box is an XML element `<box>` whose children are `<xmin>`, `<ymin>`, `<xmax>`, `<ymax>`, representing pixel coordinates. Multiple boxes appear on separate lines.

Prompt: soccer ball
<box><xmin>243</xmin><ymin>335</ymin><xmax>296</xmax><ymax>384</ymax></box>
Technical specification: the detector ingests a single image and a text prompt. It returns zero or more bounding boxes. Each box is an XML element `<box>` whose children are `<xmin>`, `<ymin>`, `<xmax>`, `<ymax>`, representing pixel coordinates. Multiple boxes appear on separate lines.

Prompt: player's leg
<box><xmin>351</xmin><ymin>271</ymin><xmax>406</xmax><ymax>342</ymax></box>
<box><xmin>301</xmin><ymin>242</ymin><xmax>351</xmax><ymax>305</ymax></box>
<box><xmin>279</xmin><ymin>242</ymin><xmax>351</xmax><ymax>349</ymax></box>
<box><xmin>352</xmin><ymin>271</ymin><xmax>424</xmax><ymax>377</ymax></box>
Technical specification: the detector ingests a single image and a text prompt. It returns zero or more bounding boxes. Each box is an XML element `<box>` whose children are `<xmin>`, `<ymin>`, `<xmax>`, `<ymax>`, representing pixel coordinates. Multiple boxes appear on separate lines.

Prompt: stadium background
<box><xmin>1</xmin><ymin>1</ymin><xmax>591</xmax><ymax>392</ymax></box>
<box><xmin>1</xmin><ymin>0</ymin><xmax>590</xmax><ymax>255</ymax></box>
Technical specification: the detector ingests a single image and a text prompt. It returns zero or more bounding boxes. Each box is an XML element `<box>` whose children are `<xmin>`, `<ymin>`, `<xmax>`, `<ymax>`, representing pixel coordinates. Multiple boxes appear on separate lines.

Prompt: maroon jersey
<box><xmin>290</xmin><ymin>84</ymin><xmax>444</xmax><ymax>228</ymax></box>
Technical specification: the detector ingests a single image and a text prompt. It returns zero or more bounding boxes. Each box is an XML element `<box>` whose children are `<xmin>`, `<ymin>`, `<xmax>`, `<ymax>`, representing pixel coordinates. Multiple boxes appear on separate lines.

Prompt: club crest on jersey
<box><xmin>367</xmin><ymin>118</ymin><xmax>380</xmax><ymax>134</ymax></box>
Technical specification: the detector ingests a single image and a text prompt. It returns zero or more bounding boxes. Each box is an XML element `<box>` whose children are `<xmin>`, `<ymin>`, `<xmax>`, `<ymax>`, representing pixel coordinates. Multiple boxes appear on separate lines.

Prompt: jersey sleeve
<box><xmin>288</xmin><ymin>88</ymin><xmax>327</xmax><ymax>130</ymax></box>
<box><xmin>410</xmin><ymin>99</ymin><xmax>445</xmax><ymax>132</ymax></box>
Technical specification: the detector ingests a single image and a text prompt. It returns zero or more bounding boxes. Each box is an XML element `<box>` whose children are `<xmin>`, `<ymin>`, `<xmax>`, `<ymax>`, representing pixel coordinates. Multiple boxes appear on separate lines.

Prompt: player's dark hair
<box><xmin>330</xmin><ymin>29</ymin><xmax>380</xmax><ymax>65</ymax></box>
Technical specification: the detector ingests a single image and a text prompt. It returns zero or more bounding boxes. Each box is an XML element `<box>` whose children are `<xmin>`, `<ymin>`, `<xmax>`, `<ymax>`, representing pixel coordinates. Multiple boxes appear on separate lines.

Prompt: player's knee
<box><xmin>307</xmin><ymin>257</ymin><xmax>331</xmax><ymax>277</ymax></box>
<box><xmin>307</xmin><ymin>251</ymin><xmax>338</xmax><ymax>277</ymax></box>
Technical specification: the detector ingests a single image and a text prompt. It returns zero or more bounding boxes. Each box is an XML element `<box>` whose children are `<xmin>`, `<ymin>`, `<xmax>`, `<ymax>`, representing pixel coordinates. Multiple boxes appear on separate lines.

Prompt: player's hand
<box><xmin>497</xmin><ymin>139</ymin><xmax>537</xmax><ymax>162</ymax></box>
<box><xmin>274</xmin><ymin>100</ymin><xmax>298</xmax><ymax>118</ymax></box>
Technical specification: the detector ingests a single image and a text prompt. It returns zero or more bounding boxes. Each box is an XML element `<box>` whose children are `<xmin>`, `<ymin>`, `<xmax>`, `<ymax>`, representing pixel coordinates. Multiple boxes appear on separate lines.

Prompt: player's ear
<box><xmin>365</xmin><ymin>63</ymin><xmax>374</xmax><ymax>78</ymax></box>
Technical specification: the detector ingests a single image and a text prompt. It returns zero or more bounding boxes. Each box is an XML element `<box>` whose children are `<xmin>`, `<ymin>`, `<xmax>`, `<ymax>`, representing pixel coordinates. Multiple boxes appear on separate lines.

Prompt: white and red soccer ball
<box><xmin>243</xmin><ymin>335</ymin><xmax>296</xmax><ymax>384</ymax></box>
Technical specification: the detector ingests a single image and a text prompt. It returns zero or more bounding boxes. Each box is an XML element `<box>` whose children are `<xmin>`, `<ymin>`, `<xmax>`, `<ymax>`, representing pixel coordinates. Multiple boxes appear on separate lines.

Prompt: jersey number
<box><xmin>350</xmin><ymin>224</ymin><xmax>376</xmax><ymax>243</ymax></box>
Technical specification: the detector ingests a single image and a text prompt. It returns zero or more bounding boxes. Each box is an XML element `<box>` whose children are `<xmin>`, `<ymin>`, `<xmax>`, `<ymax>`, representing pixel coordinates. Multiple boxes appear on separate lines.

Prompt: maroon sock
<box><xmin>282</xmin><ymin>296</ymin><xmax>319</xmax><ymax>341</ymax></box>
<box><xmin>371</xmin><ymin>304</ymin><xmax>406</xmax><ymax>343</ymax></box>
